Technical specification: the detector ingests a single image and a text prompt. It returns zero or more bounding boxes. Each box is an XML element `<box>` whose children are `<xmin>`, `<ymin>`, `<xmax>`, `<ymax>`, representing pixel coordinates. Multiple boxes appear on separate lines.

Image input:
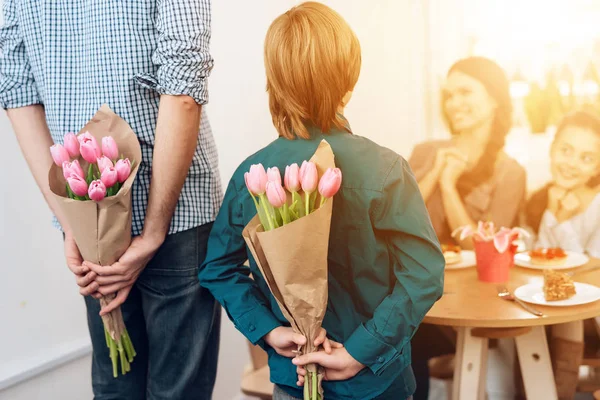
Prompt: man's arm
<box><xmin>143</xmin><ymin>96</ymin><xmax>202</xmax><ymax>244</ymax></box>
<box><xmin>1</xmin><ymin>0</ymin><xmax>92</xmax><ymax>287</ymax></box>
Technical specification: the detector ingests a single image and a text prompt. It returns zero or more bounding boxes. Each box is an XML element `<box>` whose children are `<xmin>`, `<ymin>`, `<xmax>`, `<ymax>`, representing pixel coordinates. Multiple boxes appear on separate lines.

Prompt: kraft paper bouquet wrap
<box><xmin>48</xmin><ymin>105</ymin><xmax>141</xmax><ymax>376</ymax></box>
<box><xmin>242</xmin><ymin>140</ymin><xmax>340</xmax><ymax>400</ymax></box>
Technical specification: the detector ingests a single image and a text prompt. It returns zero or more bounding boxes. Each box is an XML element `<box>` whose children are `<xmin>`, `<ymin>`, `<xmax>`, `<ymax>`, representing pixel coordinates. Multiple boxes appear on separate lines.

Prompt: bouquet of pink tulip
<box><xmin>242</xmin><ymin>140</ymin><xmax>340</xmax><ymax>400</ymax></box>
<box><xmin>48</xmin><ymin>105</ymin><xmax>141</xmax><ymax>377</ymax></box>
<box><xmin>51</xmin><ymin>132</ymin><xmax>134</xmax><ymax>202</ymax></box>
<box><xmin>453</xmin><ymin>221</ymin><xmax>529</xmax><ymax>282</ymax></box>
<box><xmin>245</xmin><ymin>161</ymin><xmax>341</xmax><ymax>232</ymax></box>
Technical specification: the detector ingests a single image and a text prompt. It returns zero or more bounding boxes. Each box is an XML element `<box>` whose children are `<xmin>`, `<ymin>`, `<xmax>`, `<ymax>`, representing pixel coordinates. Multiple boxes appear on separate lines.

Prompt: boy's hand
<box><xmin>293</xmin><ymin>346</ymin><xmax>363</xmax><ymax>384</ymax></box>
<box><xmin>264</xmin><ymin>327</ymin><xmax>307</xmax><ymax>358</ymax></box>
<box><xmin>264</xmin><ymin>327</ymin><xmax>334</xmax><ymax>358</ymax></box>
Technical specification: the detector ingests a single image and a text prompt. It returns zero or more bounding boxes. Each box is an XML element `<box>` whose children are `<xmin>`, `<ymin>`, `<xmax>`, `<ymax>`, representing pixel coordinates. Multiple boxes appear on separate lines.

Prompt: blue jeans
<box><xmin>84</xmin><ymin>224</ymin><xmax>221</xmax><ymax>400</ymax></box>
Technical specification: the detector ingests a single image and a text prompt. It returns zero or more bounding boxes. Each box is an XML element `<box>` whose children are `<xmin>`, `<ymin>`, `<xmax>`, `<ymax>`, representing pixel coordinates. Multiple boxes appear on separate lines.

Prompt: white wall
<box><xmin>1</xmin><ymin>1</ymin><xmax>429</xmax><ymax>400</ymax></box>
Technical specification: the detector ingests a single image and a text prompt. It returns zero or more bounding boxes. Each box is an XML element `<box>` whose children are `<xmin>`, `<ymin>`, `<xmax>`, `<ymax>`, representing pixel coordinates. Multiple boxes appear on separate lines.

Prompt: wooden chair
<box><xmin>241</xmin><ymin>342</ymin><xmax>274</xmax><ymax>399</ymax></box>
<box><xmin>578</xmin><ymin>317</ymin><xmax>600</xmax><ymax>393</ymax></box>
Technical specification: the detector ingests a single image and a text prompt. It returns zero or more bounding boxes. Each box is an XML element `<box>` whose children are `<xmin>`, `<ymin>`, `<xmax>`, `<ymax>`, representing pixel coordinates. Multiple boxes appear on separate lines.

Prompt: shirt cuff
<box><xmin>233</xmin><ymin>303</ymin><xmax>282</xmax><ymax>346</ymax></box>
<box><xmin>344</xmin><ymin>323</ymin><xmax>403</xmax><ymax>376</ymax></box>
<box><xmin>0</xmin><ymin>82</ymin><xmax>41</xmax><ymax>109</ymax></box>
<box><xmin>134</xmin><ymin>73</ymin><xmax>208</xmax><ymax>105</ymax></box>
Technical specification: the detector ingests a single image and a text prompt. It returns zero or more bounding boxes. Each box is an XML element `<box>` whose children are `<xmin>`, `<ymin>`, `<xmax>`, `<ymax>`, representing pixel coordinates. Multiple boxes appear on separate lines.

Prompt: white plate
<box><xmin>445</xmin><ymin>250</ymin><xmax>476</xmax><ymax>270</ymax></box>
<box><xmin>514</xmin><ymin>282</ymin><xmax>600</xmax><ymax>306</ymax></box>
<box><xmin>514</xmin><ymin>251</ymin><xmax>589</xmax><ymax>270</ymax></box>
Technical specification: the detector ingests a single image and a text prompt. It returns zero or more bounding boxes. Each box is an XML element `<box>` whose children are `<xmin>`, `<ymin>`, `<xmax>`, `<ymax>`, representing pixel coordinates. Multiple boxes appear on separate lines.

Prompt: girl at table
<box><xmin>408</xmin><ymin>56</ymin><xmax>527</xmax><ymax>400</ymax></box>
<box><xmin>525</xmin><ymin>110</ymin><xmax>600</xmax><ymax>400</ymax></box>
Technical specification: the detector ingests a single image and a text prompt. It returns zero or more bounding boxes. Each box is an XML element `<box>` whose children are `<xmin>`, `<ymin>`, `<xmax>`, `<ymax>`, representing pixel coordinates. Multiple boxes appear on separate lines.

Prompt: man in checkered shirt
<box><xmin>0</xmin><ymin>0</ymin><xmax>222</xmax><ymax>398</ymax></box>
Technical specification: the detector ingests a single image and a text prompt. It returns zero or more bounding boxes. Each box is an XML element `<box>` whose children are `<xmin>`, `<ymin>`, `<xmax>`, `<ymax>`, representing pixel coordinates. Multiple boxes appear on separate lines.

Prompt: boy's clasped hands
<box><xmin>264</xmin><ymin>326</ymin><xmax>365</xmax><ymax>386</ymax></box>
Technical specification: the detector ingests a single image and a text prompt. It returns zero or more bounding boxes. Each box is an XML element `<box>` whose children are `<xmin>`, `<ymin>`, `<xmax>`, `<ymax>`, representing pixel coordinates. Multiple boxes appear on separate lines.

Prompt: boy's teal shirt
<box><xmin>200</xmin><ymin>121</ymin><xmax>444</xmax><ymax>399</ymax></box>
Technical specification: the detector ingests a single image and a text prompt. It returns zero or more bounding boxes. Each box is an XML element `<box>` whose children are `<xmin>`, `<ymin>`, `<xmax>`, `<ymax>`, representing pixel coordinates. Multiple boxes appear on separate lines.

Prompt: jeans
<box><xmin>84</xmin><ymin>224</ymin><xmax>221</xmax><ymax>400</ymax></box>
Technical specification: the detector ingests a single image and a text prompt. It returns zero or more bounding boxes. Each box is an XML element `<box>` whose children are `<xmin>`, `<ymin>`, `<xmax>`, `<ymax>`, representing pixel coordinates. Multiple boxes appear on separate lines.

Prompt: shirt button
<box><xmin>248</xmin><ymin>325</ymin><xmax>256</xmax><ymax>332</ymax></box>
<box><xmin>376</xmin><ymin>356</ymin><xmax>384</xmax><ymax>363</ymax></box>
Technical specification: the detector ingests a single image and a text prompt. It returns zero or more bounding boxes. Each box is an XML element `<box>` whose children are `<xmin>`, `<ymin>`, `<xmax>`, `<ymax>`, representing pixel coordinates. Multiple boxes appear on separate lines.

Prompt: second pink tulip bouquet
<box><xmin>242</xmin><ymin>140</ymin><xmax>340</xmax><ymax>400</ymax></box>
<box><xmin>48</xmin><ymin>105</ymin><xmax>141</xmax><ymax>377</ymax></box>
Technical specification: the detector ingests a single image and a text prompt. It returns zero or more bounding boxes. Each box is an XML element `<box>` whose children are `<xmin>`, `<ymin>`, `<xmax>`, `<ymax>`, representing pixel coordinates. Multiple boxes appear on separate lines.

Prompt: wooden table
<box><xmin>424</xmin><ymin>259</ymin><xmax>600</xmax><ymax>400</ymax></box>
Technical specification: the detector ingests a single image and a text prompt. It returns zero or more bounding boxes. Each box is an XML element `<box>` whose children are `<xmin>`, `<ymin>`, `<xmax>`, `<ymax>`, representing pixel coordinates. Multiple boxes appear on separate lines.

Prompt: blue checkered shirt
<box><xmin>0</xmin><ymin>0</ymin><xmax>223</xmax><ymax>236</ymax></box>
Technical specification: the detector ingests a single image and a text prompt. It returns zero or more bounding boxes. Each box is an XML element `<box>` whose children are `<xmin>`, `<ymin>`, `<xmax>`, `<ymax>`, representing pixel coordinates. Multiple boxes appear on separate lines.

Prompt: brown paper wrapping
<box><xmin>242</xmin><ymin>140</ymin><xmax>335</xmax><ymax>397</ymax></box>
<box><xmin>48</xmin><ymin>104</ymin><xmax>142</xmax><ymax>339</ymax></box>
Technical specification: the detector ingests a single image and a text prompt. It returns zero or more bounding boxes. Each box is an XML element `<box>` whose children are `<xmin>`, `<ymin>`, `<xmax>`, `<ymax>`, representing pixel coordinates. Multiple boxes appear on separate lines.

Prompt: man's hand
<box><xmin>64</xmin><ymin>232</ymin><xmax>100</xmax><ymax>297</ymax></box>
<box><xmin>293</xmin><ymin>346</ymin><xmax>364</xmax><ymax>384</ymax></box>
<box><xmin>84</xmin><ymin>235</ymin><xmax>162</xmax><ymax>315</ymax></box>
<box><xmin>264</xmin><ymin>327</ymin><xmax>335</xmax><ymax>358</ymax></box>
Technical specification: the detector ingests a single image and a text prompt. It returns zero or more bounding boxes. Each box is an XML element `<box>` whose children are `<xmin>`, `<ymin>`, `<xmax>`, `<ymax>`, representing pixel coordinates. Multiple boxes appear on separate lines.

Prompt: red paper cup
<box><xmin>474</xmin><ymin>239</ymin><xmax>512</xmax><ymax>283</ymax></box>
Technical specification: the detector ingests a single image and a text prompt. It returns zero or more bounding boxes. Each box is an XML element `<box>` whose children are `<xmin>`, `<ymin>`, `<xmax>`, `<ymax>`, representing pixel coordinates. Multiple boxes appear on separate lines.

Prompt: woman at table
<box><xmin>525</xmin><ymin>110</ymin><xmax>600</xmax><ymax>400</ymax></box>
<box><xmin>408</xmin><ymin>56</ymin><xmax>527</xmax><ymax>400</ymax></box>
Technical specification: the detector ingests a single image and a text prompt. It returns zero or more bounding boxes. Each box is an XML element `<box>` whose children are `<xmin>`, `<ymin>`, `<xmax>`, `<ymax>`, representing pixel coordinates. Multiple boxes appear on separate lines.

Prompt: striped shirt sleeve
<box><xmin>136</xmin><ymin>0</ymin><xmax>214</xmax><ymax>105</ymax></box>
<box><xmin>0</xmin><ymin>0</ymin><xmax>41</xmax><ymax>109</ymax></box>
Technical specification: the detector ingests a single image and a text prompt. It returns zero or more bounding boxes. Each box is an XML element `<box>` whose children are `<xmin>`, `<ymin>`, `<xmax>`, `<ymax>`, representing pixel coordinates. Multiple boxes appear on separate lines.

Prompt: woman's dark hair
<box><xmin>526</xmin><ymin>110</ymin><xmax>600</xmax><ymax>232</ymax></box>
<box><xmin>443</xmin><ymin>57</ymin><xmax>513</xmax><ymax>197</ymax></box>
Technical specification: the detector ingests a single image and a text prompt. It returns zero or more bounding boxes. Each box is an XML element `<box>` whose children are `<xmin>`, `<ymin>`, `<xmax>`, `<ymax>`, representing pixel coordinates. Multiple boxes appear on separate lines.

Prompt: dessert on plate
<box><xmin>442</xmin><ymin>244</ymin><xmax>462</xmax><ymax>265</ymax></box>
<box><xmin>543</xmin><ymin>269</ymin><xmax>576</xmax><ymax>301</ymax></box>
<box><xmin>529</xmin><ymin>247</ymin><xmax>568</xmax><ymax>266</ymax></box>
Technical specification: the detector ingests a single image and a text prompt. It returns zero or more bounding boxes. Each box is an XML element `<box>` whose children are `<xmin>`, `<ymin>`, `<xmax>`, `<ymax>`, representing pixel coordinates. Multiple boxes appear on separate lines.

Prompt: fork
<box><xmin>497</xmin><ymin>286</ymin><xmax>546</xmax><ymax>317</ymax></box>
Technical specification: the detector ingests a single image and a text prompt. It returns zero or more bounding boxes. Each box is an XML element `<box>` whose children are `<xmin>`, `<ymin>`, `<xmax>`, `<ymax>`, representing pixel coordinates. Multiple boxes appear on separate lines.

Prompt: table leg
<box><xmin>515</xmin><ymin>326</ymin><xmax>557</xmax><ymax>400</ymax></box>
<box><xmin>452</xmin><ymin>327</ymin><xmax>489</xmax><ymax>400</ymax></box>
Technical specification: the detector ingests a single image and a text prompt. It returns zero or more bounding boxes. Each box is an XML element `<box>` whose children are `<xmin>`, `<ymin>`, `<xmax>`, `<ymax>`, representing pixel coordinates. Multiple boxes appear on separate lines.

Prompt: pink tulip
<box><xmin>284</xmin><ymin>164</ymin><xmax>300</xmax><ymax>192</ymax></box>
<box><xmin>78</xmin><ymin>132</ymin><xmax>101</xmax><ymax>164</ymax></box>
<box><xmin>299</xmin><ymin>161</ymin><xmax>318</xmax><ymax>193</ymax></box>
<box><xmin>318</xmin><ymin>168</ymin><xmax>342</xmax><ymax>198</ymax></box>
<box><xmin>97</xmin><ymin>156</ymin><xmax>113</xmax><ymax>173</ymax></box>
<box><xmin>50</xmin><ymin>144</ymin><xmax>70</xmax><ymax>167</ymax></box>
<box><xmin>67</xmin><ymin>174</ymin><xmax>89</xmax><ymax>197</ymax></box>
<box><xmin>88</xmin><ymin>180</ymin><xmax>107</xmax><ymax>201</ymax></box>
<box><xmin>101</xmin><ymin>166</ymin><xmax>118</xmax><ymax>188</ymax></box>
<box><xmin>115</xmin><ymin>158</ymin><xmax>132</xmax><ymax>183</ymax></box>
<box><xmin>63</xmin><ymin>133</ymin><xmax>80</xmax><ymax>158</ymax></box>
<box><xmin>62</xmin><ymin>160</ymin><xmax>84</xmax><ymax>180</ymax></box>
<box><xmin>245</xmin><ymin>164</ymin><xmax>268</xmax><ymax>195</ymax></box>
<box><xmin>267</xmin><ymin>167</ymin><xmax>281</xmax><ymax>185</ymax></box>
<box><xmin>102</xmin><ymin>136</ymin><xmax>119</xmax><ymax>160</ymax></box>
<box><xmin>493</xmin><ymin>230</ymin><xmax>511</xmax><ymax>253</ymax></box>
<box><xmin>266</xmin><ymin>181</ymin><xmax>286</xmax><ymax>208</ymax></box>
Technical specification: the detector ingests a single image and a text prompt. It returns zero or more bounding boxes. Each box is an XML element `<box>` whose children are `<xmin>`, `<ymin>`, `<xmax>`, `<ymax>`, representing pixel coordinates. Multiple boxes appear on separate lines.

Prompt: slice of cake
<box><xmin>442</xmin><ymin>244</ymin><xmax>462</xmax><ymax>265</ymax></box>
<box><xmin>543</xmin><ymin>269</ymin><xmax>576</xmax><ymax>301</ymax></box>
<box><xmin>530</xmin><ymin>247</ymin><xmax>568</xmax><ymax>267</ymax></box>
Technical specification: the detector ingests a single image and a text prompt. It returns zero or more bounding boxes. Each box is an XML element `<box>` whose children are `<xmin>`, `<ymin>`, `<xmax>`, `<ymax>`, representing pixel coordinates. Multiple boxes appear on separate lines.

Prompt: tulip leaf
<box><xmin>66</xmin><ymin>183</ymin><xmax>74</xmax><ymax>199</ymax></box>
<box><xmin>87</xmin><ymin>164</ymin><xmax>94</xmax><ymax>185</ymax></box>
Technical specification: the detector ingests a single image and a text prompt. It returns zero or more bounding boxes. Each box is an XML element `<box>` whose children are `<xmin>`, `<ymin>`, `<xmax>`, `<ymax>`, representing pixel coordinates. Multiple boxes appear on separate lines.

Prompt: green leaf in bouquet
<box><xmin>66</xmin><ymin>183</ymin><xmax>74</xmax><ymax>199</ymax></box>
<box><xmin>87</xmin><ymin>163</ymin><xmax>94</xmax><ymax>185</ymax></box>
<box><xmin>289</xmin><ymin>200</ymin><xmax>299</xmax><ymax>221</ymax></box>
<box><xmin>273</xmin><ymin>204</ymin><xmax>283</xmax><ymax>227</ymax></box>
<box><xmin>257</xmin><ymin>193</ymin><xmax>275</xmax><ymax>231</ymax></box>
<box><xmin>293</xmin><ymin>191</ymin><xmax>305</xmax><ymax>218</ymax></box>
<box><xmin>309</xmin><ymin>191</ymin><xmax>317</xmax><ymax>214</ymax></box>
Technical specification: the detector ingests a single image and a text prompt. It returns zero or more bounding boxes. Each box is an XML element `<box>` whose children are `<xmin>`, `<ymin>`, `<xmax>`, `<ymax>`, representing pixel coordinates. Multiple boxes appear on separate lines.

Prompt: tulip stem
<box><xmin>305</xmin><ymin>192</ymin><xmax>310</xmax><ymax>216</ymax></box>
<box><xmin>320</xmin><ymin>196</ymin><xmax>327</xmax><ymax>208</ymax></box>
